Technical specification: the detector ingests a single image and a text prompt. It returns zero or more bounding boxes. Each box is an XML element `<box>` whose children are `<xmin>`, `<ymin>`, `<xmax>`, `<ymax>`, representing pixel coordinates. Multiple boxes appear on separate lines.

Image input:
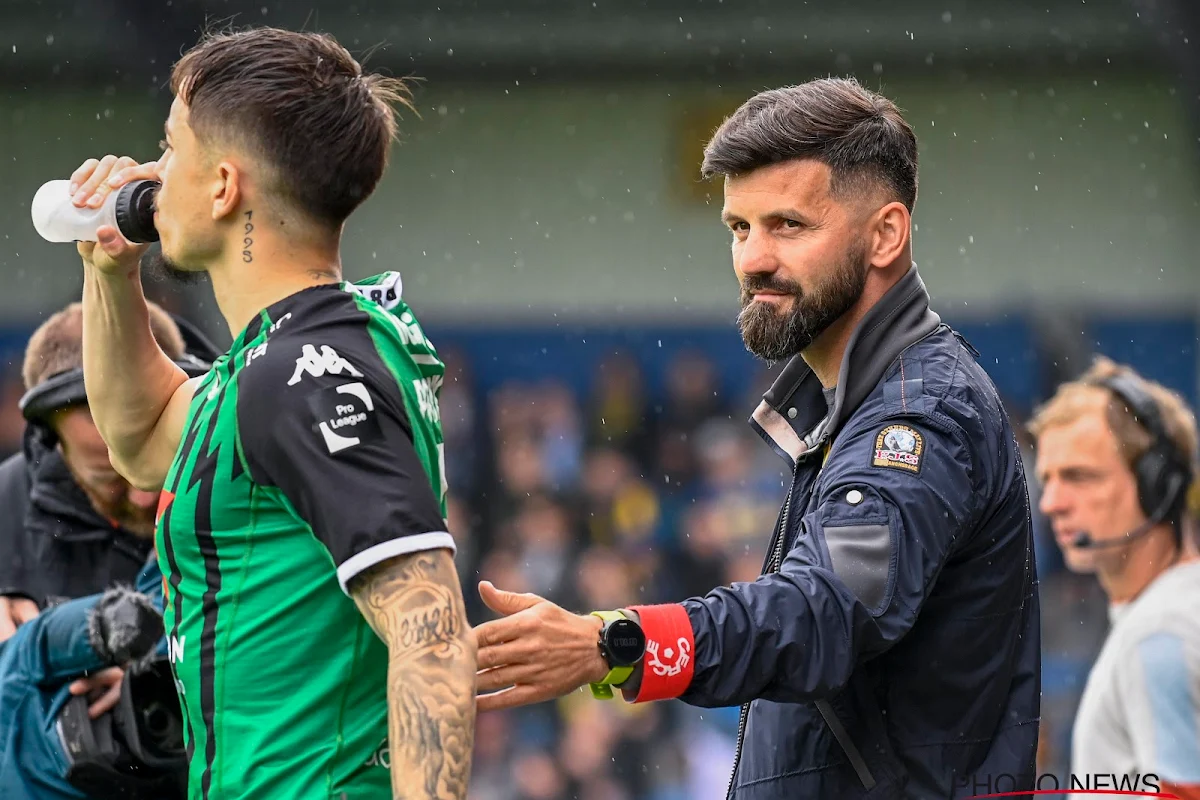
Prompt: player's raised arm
<box><xmin>74</xmin><ymin>155</ymin><xmax>195</xmax><ymax>490</ymax></box>
<box><xmin>349</xmin><ymin>551</ymin><xmax>476</xmax><ymax>799</ymax></box>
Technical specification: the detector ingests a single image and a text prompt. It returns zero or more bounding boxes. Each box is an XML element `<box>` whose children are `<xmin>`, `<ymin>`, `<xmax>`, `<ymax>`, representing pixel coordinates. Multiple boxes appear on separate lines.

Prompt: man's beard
<box><xmin>736</xmin><ymin>243</ymin><xmax>870</xmax><ymax>364</ymax></box>
<box><xmin>142</xmin><ymin>246</ymin><xmax>207</xmax><ymax>287</ymax></box>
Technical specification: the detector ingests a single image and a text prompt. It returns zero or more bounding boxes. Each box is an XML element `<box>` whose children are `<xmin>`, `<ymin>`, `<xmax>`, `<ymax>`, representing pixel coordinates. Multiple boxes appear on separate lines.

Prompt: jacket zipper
<box><xmin>726</xmin><ymin>479</ymin><xmax>795</xmax><ymax>798</ymax></box>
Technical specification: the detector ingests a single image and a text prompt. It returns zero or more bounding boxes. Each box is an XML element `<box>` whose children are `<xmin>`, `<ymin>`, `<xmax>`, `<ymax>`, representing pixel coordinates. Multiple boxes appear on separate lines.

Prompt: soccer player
<box><xmin>67</xmin><ymin>27</ymin><xmax>475</xmax><ymax>799</ymax></box>
<box><xmin>1031</xmin><ymin>358</ymin><xmax>1200</xmax><ymax>800</ymax></box>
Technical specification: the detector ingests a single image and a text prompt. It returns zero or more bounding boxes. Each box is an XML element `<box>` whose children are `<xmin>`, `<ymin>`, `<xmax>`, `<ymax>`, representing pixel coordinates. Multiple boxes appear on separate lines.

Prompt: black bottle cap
<box><xmin>114</xmin><ymin>180</ymin><xmax>161</xmax><ymax>244</ymax></box>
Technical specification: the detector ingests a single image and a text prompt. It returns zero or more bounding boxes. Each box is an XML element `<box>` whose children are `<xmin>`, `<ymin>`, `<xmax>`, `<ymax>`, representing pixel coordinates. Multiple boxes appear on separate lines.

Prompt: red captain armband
<box><xmin>626</xmin><ymin>604</ymin><xmax>695</xmax><ymax>703</ymax></box>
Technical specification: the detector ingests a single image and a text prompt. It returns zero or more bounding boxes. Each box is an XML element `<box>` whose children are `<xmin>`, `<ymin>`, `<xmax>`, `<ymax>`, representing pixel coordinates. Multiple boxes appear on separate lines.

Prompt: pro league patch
<box><xmin>872</xmin><ymin>424</ymin><xmax>924</xmax><ymax>473</ymax></box>
<box><xmin>304</xmin><ymin>381</ymin><xmax>382</xmax><ymax>455</ymax></box>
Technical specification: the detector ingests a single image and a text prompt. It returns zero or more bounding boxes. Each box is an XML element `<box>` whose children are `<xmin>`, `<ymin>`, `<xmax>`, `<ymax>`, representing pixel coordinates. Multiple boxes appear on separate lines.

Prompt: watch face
<box><xmin>605</xmin><ymin>618</ymin><xmax>646</xmax><ymax>666</ymax></box>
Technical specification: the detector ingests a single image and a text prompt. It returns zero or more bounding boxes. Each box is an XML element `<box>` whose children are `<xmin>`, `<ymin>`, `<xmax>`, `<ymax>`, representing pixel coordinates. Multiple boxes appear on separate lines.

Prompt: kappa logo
<box><xmin>872</xmin><ymin>424</ymin><xmax>924</xmax><ymax>473</ymax></box>
<box><xmin>288</xmin><ymin>344</ymin><xmax>363</xmax><ymax>386</ymax></box>
<box><xmin>644</xmin><ymin>637</ymin><xmax>691</xmax><ymax>678</ymax></box>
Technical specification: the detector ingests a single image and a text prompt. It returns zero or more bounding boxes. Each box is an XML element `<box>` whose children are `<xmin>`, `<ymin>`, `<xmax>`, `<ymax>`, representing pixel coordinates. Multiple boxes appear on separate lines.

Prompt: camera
<box><xmin>60</xmin><ymin>657</ymin><xmax>187</xmax><ymax>800</ymax></box>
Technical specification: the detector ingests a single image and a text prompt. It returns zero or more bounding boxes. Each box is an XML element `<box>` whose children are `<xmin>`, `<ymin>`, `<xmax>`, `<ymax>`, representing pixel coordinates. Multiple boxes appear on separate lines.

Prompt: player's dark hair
<box><xmin>170</xmin><ymin>26</ymin><xmax>416</xmax><ymax>229</ymax></box>
<box><xmin>702</xmin><ymin>77</ymin><xmax>919</xmax><ymax>212</ymax></box>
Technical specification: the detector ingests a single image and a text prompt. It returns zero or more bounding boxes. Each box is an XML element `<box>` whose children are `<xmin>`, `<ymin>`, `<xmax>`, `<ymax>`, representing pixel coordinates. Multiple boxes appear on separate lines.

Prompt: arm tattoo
<box><xmin>350</xmin><ymin>550</ymin><xmax>476</xmax><ymax>799</ymax></box>
<box><xmin>242</xmin><ymin>210</ymin><xmax>253</xmax><ymax>263</ymax></box>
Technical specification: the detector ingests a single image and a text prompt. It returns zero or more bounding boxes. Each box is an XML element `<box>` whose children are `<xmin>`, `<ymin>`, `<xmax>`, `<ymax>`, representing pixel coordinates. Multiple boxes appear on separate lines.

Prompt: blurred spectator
<box><xmin>440</xmin><ymin>347</ymin><xmax>487</xmax><ymax>503</ymax></box>
<box><xmin>585</xmin><ymin>352</ymin><xmax>654</xmax><ymax>467</ymax></box>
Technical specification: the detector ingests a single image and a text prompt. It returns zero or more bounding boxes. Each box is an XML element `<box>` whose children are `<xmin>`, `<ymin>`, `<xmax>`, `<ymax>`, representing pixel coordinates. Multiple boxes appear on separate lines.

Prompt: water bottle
<box><xmin>30</xmin><ymin>179</ymin><xmax>160</xmax><ymax>244</ymax></box>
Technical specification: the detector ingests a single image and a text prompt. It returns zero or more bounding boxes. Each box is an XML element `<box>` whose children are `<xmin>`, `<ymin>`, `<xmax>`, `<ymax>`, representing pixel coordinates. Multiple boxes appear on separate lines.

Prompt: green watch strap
<box><xmin>589</xmin><ymin>611</ymin><xmax>635</xmax><ymax>699</ymax></box>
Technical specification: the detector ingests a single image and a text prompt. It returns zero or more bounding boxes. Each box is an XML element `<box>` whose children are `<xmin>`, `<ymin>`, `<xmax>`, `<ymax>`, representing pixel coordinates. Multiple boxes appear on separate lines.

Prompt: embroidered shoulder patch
<box><xmin>872</xmin><ymin>424</ymin><xmax>924</xmax><ymax>472</ymax></box>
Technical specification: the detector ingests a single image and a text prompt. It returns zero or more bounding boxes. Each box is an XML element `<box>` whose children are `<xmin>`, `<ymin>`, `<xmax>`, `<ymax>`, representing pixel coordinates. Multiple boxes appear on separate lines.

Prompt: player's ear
<box><xmin>211</xmin><ymin>162</ymin><xmax>242</xmax><ymax>222</ymax></box>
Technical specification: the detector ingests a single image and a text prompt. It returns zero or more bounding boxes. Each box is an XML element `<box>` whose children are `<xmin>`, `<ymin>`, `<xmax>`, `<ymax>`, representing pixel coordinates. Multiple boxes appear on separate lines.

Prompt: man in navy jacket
<box><xmin>471</xmin><ymin>76</ymin><xmax>1040</xmax><ymax>799</ymax></box>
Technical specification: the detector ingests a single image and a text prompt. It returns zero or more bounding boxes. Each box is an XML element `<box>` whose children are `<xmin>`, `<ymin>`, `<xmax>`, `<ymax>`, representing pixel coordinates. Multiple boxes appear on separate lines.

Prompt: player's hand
<box><xmin>473</xmin><ymin>581</ymin><xmax>609</xmax><ymax>712</ymax></box>
<box><xmin>69</xmin><ymin>666</ymin><xmax>125</xmax><ymax>719</ymax></box>
<box><xmin>0</xmin><ymin>596</ymin><xmax>39</xmax><ymax>643</ymax></box>
<box><xmin>69</xmin><ymin>155</ymin><xmax>157</xmax><ymax>276</ymax></box>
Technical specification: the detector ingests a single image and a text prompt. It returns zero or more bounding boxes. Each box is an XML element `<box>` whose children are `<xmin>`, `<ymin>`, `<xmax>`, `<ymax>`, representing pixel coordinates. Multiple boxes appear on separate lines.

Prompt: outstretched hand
<box><xmin>473</xmin><ymin>581</ymin><xmax>610</xmax><ymax>712</ymax></box>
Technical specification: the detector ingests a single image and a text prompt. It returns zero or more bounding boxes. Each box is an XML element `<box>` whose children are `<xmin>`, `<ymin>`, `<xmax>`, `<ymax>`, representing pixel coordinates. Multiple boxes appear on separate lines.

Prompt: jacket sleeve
<box><xmin>11</xmin><ymin>594</ymin><xmax>107</xmax><ymax>685</ymax></box>
<box><xmin>12</xmin><ymin>586</ymin><xmax>165</xmax><ymax>686</ymax></box>
<box><xmin>679</xmin><ymin>412</ymin><xmax>982</xmax><ymax>707</ymax></box>
<box><xmin>0</xmin><ymin>452</ymin><xmax>37</xmax><ymax>603</ymax></box>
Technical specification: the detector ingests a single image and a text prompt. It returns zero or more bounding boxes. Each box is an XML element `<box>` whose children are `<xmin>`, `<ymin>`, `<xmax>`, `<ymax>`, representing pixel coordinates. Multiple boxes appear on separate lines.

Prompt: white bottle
<box><xmin>31</xmin><ymin>178</ymin><xmax>160</xmax><ymax>244</ymax></box>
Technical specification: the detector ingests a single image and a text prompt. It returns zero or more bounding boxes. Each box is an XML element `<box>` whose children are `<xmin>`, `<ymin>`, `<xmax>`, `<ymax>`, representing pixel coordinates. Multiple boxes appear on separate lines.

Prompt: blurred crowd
<box><xmin>0</xmin><ymin>337</ymin><xmax>1177</xmax><ymax>800</ymax></box>
<box><xmin>434</xmin><ymin>344</ymin><xmax>1117</xmax><ymax>800</ymax></box>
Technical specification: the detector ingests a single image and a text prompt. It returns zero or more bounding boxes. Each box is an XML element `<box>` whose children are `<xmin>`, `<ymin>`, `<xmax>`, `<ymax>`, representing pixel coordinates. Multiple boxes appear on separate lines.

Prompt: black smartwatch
<box><xmin>589</xmin><ymin>610</ymin><xmax>646</xmax><ymax>699</ymax></box>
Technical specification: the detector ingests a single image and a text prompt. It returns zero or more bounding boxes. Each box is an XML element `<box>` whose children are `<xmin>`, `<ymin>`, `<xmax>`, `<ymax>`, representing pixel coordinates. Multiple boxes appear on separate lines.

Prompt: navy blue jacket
<box><xmin>678</xmin><ymin>266</ymin><xmax>1041</xmax><ymax>799</ymax></box>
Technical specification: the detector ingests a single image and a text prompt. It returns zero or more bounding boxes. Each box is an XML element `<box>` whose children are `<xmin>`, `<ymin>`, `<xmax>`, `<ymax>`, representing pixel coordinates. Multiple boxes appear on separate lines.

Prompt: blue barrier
<box><xmin>1086</xmin><ymin>316</ymin><xmax>1198</xmax><ymax>411</ymax></box>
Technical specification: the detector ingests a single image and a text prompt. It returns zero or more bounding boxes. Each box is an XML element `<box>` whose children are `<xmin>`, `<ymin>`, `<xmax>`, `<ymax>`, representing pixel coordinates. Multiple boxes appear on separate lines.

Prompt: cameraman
<box><xmin>0</xmin><ymin>299</ymin><xmax>215</xmax><ymax>638</ymax></box>
<box><xmin>0</xmin><ymin>555</ymin><xmax>186</xmax><ymax>800</ymax></box>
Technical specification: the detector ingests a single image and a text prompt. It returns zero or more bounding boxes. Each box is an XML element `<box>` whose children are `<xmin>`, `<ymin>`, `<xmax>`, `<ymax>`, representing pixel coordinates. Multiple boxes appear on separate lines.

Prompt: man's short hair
<box><xmin>170</xmin><ymin>26</ymin><xmax>415</xmax><ymax>229</ymax></box>
<box><xmin>701</xmin><ymin>77</ymin><xmax>919</xmax><ymax>213</ymax></box>
<box><xmin>1028</xmin><ymin>356</ymin><xmax>1199</xmax><ymax>479</ymax></box>
<box><xmin>22</xmin><ymin>301</ymin><xmax>186</xmax><ymax>391</ymax></box>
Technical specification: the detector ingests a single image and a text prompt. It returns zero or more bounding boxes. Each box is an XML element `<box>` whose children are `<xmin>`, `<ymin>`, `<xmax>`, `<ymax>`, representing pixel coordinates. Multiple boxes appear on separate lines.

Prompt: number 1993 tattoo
<box><xmin>242</xmin><ymin>210</ymin><xmax>254</xmax><ymax>263</ymax></box>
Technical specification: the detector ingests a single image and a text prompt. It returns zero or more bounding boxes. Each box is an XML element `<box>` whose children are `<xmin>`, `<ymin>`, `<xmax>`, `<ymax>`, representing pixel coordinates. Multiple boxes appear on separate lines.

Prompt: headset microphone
<box><xmin>1072</xmin><ymin>518</ymin><xmax>1158</xmax><ymax>550</ymax></box>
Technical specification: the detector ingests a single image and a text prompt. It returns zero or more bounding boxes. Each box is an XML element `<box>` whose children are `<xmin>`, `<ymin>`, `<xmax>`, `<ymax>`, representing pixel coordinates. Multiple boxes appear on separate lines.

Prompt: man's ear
<box><xmin>211</xmin><ymin>162</ymin><xmax>242</xmax><ymax>222</ymax></box>
<box><xmin>869</xmin><ymin>201</ymin><xmax>910</xmax><ymax>268</ymax></box>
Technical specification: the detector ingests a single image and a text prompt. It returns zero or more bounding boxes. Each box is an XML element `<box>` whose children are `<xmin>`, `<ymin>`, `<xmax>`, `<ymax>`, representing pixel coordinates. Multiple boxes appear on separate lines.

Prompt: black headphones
<box><xmin>1093</xmin><ymin>371</ymin><xmax>1194</xmax><ymax>530</ymax></box>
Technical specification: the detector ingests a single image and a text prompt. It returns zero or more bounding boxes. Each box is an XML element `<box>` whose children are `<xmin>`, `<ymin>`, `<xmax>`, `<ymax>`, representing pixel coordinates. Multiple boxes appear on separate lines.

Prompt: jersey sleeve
<box><xmin>1120</xmin><ymin>629</ymin><xmax>1200</xmax><ymax>790</ymax></box>
<box><xmin>236</xmin><ymin>319</ymin><xmax>453</xmax><ymax>596</ymax></box>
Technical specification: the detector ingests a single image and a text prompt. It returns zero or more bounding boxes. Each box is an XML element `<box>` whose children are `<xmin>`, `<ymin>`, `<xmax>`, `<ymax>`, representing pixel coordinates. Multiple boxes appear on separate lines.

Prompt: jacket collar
<box><xmin>750</xmin><ymin>264</ymin><xmax>942</xmax><ymax>467</ymax></box>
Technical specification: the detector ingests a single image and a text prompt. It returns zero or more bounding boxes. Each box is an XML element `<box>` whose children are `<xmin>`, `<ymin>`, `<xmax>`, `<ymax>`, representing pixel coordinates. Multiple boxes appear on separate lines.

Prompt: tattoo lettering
<box><xmin>242</xmin><ymin>210</ymin><xmax>254</xmax><ymax>263</ymax></box>
<box><xmin>350</xmin><ymin>551</ymin><xmax>476</xmax><ymax>799</ymax></box>
<box><xmin>393</xmin><ymin>591</ymin><xmax>459</xmax><ymax>653</ymax></box>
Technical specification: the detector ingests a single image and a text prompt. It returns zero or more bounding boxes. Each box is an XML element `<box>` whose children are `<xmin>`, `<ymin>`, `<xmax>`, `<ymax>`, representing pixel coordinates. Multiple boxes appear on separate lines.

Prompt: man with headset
<box><xmin>0</xmin><ymin>299</ymin><xmax>215</xmax><ymax>640</ymax></box>
<box><xmin>1031</xmin><ymin>356</ymin><xmax>1200</xmax><ymax>799</ymax></box>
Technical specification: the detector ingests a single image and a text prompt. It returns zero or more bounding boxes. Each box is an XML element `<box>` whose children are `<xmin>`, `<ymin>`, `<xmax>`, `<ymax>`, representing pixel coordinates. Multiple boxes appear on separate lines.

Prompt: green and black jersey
<box><xmin>155</xmin><ymin>272</ymin><xmax>452</xmax><ymax>799</ymax></box>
